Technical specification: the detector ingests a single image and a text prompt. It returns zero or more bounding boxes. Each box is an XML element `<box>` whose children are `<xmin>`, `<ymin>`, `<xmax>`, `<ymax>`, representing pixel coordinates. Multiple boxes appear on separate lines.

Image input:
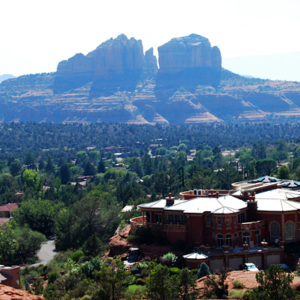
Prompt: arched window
<box><xmin>217</xmin><ymin>234</ymin><xmax>223</xmax><ymax>248</ymax></box>
<box><xmin>242</xmin><ymin>232</ymin><xmax>250</xmax><ymax>245</ymax></box>
<box><xmin>270</xmin><ymin>221</ymin><xmax>280</xmax><ymax>242</ymax></box>
<box><xmin>285</xmin><ymin>221</ymin><xmax>295</xmax><ymax>241</ymax></box>
<box><xmin>226</xmin><ymin>234</ymin><xmax>232</xmax><ymax>246</ymax></box>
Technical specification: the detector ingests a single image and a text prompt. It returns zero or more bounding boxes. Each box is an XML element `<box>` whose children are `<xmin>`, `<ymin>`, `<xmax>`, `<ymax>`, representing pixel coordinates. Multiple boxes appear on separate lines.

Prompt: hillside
<box><xmin>0</xmin><ymin>74</ymin><xmax>15</xmax><ymax>83</ymax></box>
<box><xmin>1</xmin><ymin>34</ymin><xmax>300</xmax><ymax>124</ymax></box>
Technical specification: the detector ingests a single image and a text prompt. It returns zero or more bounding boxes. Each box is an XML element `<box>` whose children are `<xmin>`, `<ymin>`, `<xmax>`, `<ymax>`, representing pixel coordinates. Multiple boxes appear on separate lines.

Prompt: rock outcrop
<box><xmin>156</xmin><ymin>34</ymin><xmax>222</xmax><ymax>93</ymax></box>
<box><xmin>89</xmin><ymin>34</ymin><xmax>145</xmax><ymax>96</ymax></box>
<box><xmin>0</xmin><ymin>284</ymin><xmax>44</xmax><ymax>299</ymax></box>
<box><xmin>54</xmin><ymin>34</ymin><xmax>152</xmax><ymax>96</ymax></box>
<box><xmin>143</xmin><ymin>48</ymin><xmax>158</xmax><ymax>77</ymax></box>
<box><xmin>3</xmin><ymin>34</ymin><xmax>300</xmax><ymax>124</ymax></box>
<box><xmin>54</xmin><ymin>53</ymin><xmax>93</xmax><ymax>93</ymax></box>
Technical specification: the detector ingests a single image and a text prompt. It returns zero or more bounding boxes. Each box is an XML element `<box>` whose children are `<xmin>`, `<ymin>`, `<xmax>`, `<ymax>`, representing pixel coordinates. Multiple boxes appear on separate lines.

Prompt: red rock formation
<box><xmin>158</xmin><ymin>34</ymin><xmax>221</xmax><ymax>73</ymax></box>
<box><xmin>0</xmin><ymin>284</ymin><xmax>44</xmax><ymax>300</ymax></box>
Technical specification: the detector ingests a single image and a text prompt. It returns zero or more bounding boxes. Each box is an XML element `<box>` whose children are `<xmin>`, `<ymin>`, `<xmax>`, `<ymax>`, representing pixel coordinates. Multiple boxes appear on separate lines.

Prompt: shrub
<box><xmin>48</xmin><ymin>271</ymin><xmax>60</xmax><ymax>284</ymax></box>
<box><xmin>162</xmin><ymin>252</ymin><xmax>177</xmax><ymax>266</ymax></box>
<box><xmin>43</xmin><ymin>283</ymin><xmax>58</xmax><ymax>300</ymax></box>
<box><xmin>197</xmin><ymin>262</ymin><xmax>211</xmax><ymax>278</ymax></box>
<box><xmin>72</xmin><ymin>249</ymin><xmax>84</xmax><ymax>262</ymax></box>
<box><xmin>32</xmin><ymin>278</ymin><xmax>44</xmax><ymax>295</ymax></box>
<box><xmin>229</xmin><ymin>289</ymin><xmax>244</xmax><ymax>299</ymax></box>
<box><xmin>169</xmin><ymin>267</ymin><xmax>181</xmax><ymax>275</ymax></box>
<box><xmin>233</xmin><ymin>280</ymin><xmax>244</xmax><ymax>289</ymax></box>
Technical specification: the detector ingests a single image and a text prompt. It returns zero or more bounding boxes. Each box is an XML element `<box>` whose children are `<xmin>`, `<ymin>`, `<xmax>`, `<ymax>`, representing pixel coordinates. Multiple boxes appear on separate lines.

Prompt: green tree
<box><xmin>0</xmin><ymin>224</ymin><xmax>18</xmax><ymax>265</ymax></box>
<box><xmin>255</xmin><ymin>159</ymin><xmax>276</xmax><ymax>176</ymax></box>
<box><xmin>46</xmin><ymin>157</ymin><xmax>55</xmax><ymax>173</ymax></box>
<box><xmin>142</xmin><ymin>154</ymin><xmax>152</xmax><ymax>175</ymax></box>
<box><xmin>179</xmin><ymin>268</ymin><xmax>198</xmax><ymax>300</ymax></box>
<box><xmin>89</xmin><ymin>150</ymin><xmax>100</xmax><ymax>162</ymax></box>
<box><xmin>76</xmin><ymin>151</ymin><xmax>88</xmax><ymax>165</ymax></box>
<box><xmin>216</xmin><ymin>163</ymin><xmax>240</xmax><ymax>189</ymax></box>
<box><xmin>22</xmin><ymin>169</ymin><xmax>41</xmax><ymax>190</ymax></box>
<box><xmin>244</xmin><ymin>265</ymin><xmax>296</xmax><ymax>300</ymax></box>
<box><xmin>84</xmin><ymin>161</ymin><xmax>96</xmax><ymax>176</ymax></box>
<box><xmin>13</xmin><ymin>199</ymin><xmax>59</xmax><ymax>236</ymax></box>
<box><xmin>146</xmin><ymin>264</ymin><xmax>179</xmax><ymax>300</ymax></box>
<box><xmin>295</xmin><ymin>165</ymin><xmax>300</xmax><ymax>181</ymax></box>
<box><xmin>24</xmin><ymin>152</ymin><xmax>35</xmax><ymax>169</ymax></box>
<box><xmin>204</xmin><ymin>271</ymin><xmax>228</xmax><ymax>299</ymax></box>
<box><xmin>92</xmin><ymin>259</ymin><xmax>130</xmax><ymax>300</ymax></box>
<box><xmin>60</xmin><ymin>163</ymin><xmax>70</xmax><ymax>184</ymax></box>
<box><xmin>98</xmin><ymin>158</ymin><xmax>106</xmax><ymax>173</ymax></box>
<box><xmin>278</xmin><ymin>165</ymin><xmax>289</xmax><ymax>179</ymax></box>
<box><xmin>9</xmin><ymin>159</ymin><xmax>21</xmax><ymax>176</ymax></box>
<box><xmin>251</xmin><ymin>142</ymin><xmax>266</xmax><ymax>160</ymax></box>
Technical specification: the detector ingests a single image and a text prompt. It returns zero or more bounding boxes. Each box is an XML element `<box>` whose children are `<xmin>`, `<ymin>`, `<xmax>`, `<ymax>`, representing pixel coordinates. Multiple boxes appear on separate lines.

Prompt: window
<box><xmin>206</xmin><ymin>215</ymin><xmax>211</xmax><ymax>227</ymax></box>
<box><xmin>175</xmin><ymin>215</ymin><xmax>180</xmax><ymax>224</ymax></box>
<box><xmin>270</xmin><ymin>221</ymin><xmax>280</xmax><ymax>242</ymax></box>
<box><xmin>182</xmin><ymin>215</ymin><xmax>187</xmax><ymax>225</ymax></box>
<box><xmin>225</xmin><ymin>218</ymin><xmax>231</xmax><ymax>228</ymax></box>
<box><xmin>285</xmin><ymin>221</ymin><xmax>295</xmax><ymax>241</ymax></box>
<box><xmin>242</xmin><ymin>232</ymin><xmax>250</xmax><ymax>245</ymax></box>
<box><xmin>217</xmin><ymin>217</ymin><xmax>222</xmax><ymax>229</ymax></box>
<box><xmin>226</xmin><ymin>234</ymin><xmax>232</xmax><ymax>246</ymax></box>
<box><xmin>168</xmin><ymin>215</ymin><xmax>174</xmax><ymax>224</ymax></box>
<box><xmin>217</xmin><ymin>234</ymin><xmax>223</xmax><ymax>248</ymax></box>
<box><xmin>238</xmin><ymin>213</ymin><xmax>245</xmax><ymax>223</ymax></box>
<box><xmin>234</xmin><ymin>216</ymin><xmax>237</xmax><ymax>227</ymax></box>
<box><xmin>154</xmin><ymin>213</ymin><xmax>162</xmax><ymax>223</ymax></box>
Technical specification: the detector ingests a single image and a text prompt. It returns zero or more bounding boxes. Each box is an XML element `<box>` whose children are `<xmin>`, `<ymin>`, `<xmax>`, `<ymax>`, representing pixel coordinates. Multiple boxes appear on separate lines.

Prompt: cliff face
<box><xmin>157</xmin><ymin>34</ymin><xmax>222</xmax><ymax>93</ymax></box>
<box><xmin>54</xmin><ymin>53</ymin><xmax>93</xmax><ymax>93</ymax></box>
<box><xmin>89</xmin><ymin>34</ymin><xmax>145</xmax><ymax>96</ymax></box>
<box><xmin>2</xmin><ymin>34</ymin><xmax>300</xmax><ymax>124</ymax></box>
<box><xmin>54</xmin><ymin>34</ymin><xmax>152</xmax><ymax>96</ymax></box>
<box><xmin>143</xmin><ymin>48</ymin><xmax>158</xmax><ymax>77</ymax></box>
<box><xmin>158</xmin><ymin>34</ymin><xmax>221</xmax><ymax>72</ymax></box>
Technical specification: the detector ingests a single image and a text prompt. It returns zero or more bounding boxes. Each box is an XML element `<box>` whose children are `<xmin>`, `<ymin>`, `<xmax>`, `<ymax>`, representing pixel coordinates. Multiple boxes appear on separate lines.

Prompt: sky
<box><xmin>1</xmin><ymin>0</ymin><xmax>300</xmax><ymax>80</ymax></box>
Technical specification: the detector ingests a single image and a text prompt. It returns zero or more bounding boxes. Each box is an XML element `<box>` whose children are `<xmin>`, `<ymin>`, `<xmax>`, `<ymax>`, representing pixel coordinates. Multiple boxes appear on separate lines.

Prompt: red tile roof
<box><xmin>0</xmin><ymin>203</ymin><xmax>19</xmax><ymax>212</ymax></box>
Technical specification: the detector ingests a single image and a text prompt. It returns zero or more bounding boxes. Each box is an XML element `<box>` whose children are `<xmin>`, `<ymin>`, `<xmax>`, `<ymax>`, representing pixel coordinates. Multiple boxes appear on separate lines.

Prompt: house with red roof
<box><xmin>0</xmin><ymin>203</ymin><xmax>20</xmax><ymax>225</ymax></box>
<box><xmin>131</xmin><ymin>179</ymin><xmax>300</xmax><ymax>271</ymax></box>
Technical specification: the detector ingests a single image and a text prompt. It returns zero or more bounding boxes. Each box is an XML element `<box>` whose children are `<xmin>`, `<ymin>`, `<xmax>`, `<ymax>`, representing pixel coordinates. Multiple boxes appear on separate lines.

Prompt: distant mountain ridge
<box><xmin>223</xmin><ymin>52</ymin><xmax>300</xmax><ymax>82</ymax></box>
<box><xmin>0</xmin><ymin>74</ymin><xmax>15</xmax><ymax>83</ymax></box>
<box><xmin>1</xmin><ymin>34</ymin><xmax>300</xmax><ymax>124</ymax></box>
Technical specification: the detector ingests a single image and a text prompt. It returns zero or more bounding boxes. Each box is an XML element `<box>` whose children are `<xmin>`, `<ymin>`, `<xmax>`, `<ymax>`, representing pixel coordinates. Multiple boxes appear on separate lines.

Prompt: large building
<box><xmin>131</xmin><ymin>177</ymin><xmax>300</xmax><ymax>271</ymax></box>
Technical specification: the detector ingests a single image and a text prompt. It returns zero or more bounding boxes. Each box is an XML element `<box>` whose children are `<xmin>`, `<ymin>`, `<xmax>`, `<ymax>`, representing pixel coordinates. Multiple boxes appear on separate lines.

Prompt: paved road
<box><xmin>31</xmin><ymin>239</ymin><xmax>56</xmax><ymax>267</ymax></box>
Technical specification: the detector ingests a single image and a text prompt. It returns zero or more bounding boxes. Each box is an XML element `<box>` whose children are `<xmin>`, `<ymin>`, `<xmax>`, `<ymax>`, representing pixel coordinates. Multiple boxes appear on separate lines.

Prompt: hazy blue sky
<box><xmin>1</xmin><ymin>0</ymin><xmax>300</xmax><ymax>78</ymax></box>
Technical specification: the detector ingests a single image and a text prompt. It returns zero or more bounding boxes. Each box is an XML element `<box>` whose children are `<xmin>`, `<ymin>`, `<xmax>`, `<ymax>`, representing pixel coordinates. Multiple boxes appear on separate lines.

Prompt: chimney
<box><xmin>247</xmin><ymin>194</ymin><xmax>257</xmax><ymax>222</ymax></box>
<box><xmin>166</xmin><ymin>193</ymin><xmax>175</xmax><ymax>206</ymax></box>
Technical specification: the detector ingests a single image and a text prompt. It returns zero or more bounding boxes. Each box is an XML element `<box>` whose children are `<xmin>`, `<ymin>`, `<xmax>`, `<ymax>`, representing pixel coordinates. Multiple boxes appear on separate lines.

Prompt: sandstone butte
<box><xmin>0</xmin><ymin>284</ymin><xmax>44</xmax><ymax>300</ymax></box>
<box><xmin>2</xmin><ymin>33</ymin><xmax>300</xmax><ymax>124</ymax></box>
